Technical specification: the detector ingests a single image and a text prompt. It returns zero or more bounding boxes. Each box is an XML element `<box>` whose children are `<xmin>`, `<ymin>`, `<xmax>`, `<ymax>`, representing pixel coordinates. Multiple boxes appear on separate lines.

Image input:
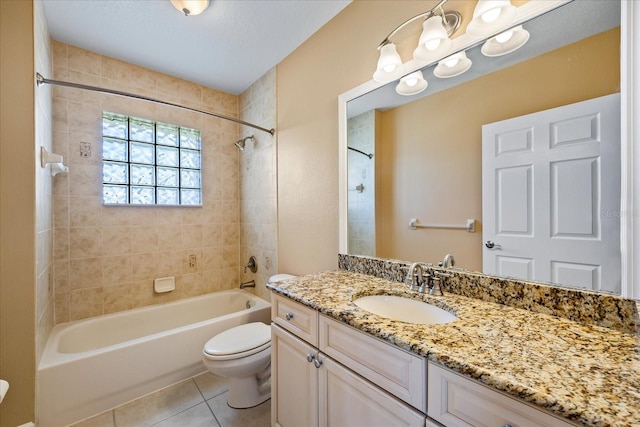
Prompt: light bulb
<box><xmin>383</xmin><ymin>64</ymin><xmax>397</xmax><ymax>73</ymax></box>
<box><xmin>425</xmin><ymin>38</ymin><xmax>441</xmax><ymax>51</ymax></box>
<box><xmin>405</xmin><ymin>77</ymin><xmax>418</xmax><ymax>87</ymax></box>
<box><xmin>481</xmin><ymin>8</ymin><xmax>501</xmax><ymax>23</ymax></box>
<box><xmin>495</xmin><ymin>30</ymin><xmax>514</xmax><ymax>43</ymax></box>
<box><xmin>444</xmin><ymin>58</ymin><xmax>459</xmax><ymax>68</ymax></box>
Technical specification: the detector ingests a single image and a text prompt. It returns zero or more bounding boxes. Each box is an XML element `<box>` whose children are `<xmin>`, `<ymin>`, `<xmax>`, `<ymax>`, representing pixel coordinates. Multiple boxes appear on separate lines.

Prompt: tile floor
<box><xmin>70</xmin><ymin>373</ymin><xmax>270</xmax><ymax>427</ymax></box>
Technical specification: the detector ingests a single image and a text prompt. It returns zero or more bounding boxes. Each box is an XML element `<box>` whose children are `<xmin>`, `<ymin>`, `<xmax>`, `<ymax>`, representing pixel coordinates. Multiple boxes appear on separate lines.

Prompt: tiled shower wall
<box><xmin>35</xmin><ymin>0</ymin><xmax>54</xmax><ymax>361</ymax></box>
<box><xmin>239</xmin><ymin>68</ymin><xmax>278</xmax><ymax>301</ymax></box>
<box><xmin>52</xmin><ymin>42</ymin><xmax>241</xmax><ymax>323</ymax></box>
<box><xmin>347</xmin><ymin>110</ymin><xmax>375</xmax><ymax>256</ymax></box>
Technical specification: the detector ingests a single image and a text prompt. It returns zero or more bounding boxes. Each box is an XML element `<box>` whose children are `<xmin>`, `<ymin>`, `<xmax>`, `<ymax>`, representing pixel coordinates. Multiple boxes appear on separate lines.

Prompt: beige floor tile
<box><xmin>193</xmin><ymin>372</ymin><xmax>229</xmax><ymax>400</ymax></box>
<box><xmin>207</xmin><ymin>392</ymin><xmax>270</xmax><ymax>427</ymax></box>
<box><xmin>151</xmin><ymin>402</ymin><xmax>220</xmax><ymax>427</ymax></box>
<box><xmin>114</xmin><ymin>379</ymin><xmax>204</xmax><ymax>427</ymax></box>
<box><xmin>70</xmin><ymin>410</ymin><xmax>114</xmax><ymax>427</ymax></box>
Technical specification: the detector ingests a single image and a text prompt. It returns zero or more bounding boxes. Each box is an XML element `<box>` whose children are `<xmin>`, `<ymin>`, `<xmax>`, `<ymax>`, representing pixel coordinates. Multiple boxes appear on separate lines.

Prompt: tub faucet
<box><xmin>440</xmin><ymin>253</ymin><xmax>455</xmax><ymax>269</ymax></box>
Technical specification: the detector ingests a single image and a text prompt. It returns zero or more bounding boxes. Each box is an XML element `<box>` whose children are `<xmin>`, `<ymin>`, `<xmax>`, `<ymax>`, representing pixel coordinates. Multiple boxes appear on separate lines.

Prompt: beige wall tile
<box><xmin>52</xmin><ymin>42</ymin><xmax>242</xmax><ymax>322</ymax></box>
<box><xmin>69</xmin><ymin>257</ymin><xmax>102</xmax><ymax>290</ymax></box>
<box><xmin>102</xmin><ymin>255</ymin><xmax>133</xmax><ymax>285</ymax></box>
<box><xmin>131</xmin><ymin>226</ymin><xmax>159</xmax><ymax>253</ymax></box>
<box><xmin>101</xmin><ymin>227</ymin><xmax>132</xmax><ymax>256</ymax></box>
<box><xmin>70</xmin><ymin>227</ymin><xmax>102</xmax><ymax>258</ymax></box>
<box><xmin>69</xmin><ymin>287</ymin><xmax>104</xmax><ymax>320</ymax></box>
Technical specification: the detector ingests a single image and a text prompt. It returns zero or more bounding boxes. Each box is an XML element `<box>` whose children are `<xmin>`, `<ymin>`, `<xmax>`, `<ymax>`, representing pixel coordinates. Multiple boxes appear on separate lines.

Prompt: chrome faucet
<box><xmin>404</xmin><ymin>262</ymin><xmax>433</xmax><ymax>293</ymax></box>
<box><xmin>441</xmin><ymin>253</ymin><xmax>455</xmax><ymax>269</ymax></box>
<box><xmin>404</xmin><ymin>262</ymin><xmax>424</xmax><ymax>291</ymax></box>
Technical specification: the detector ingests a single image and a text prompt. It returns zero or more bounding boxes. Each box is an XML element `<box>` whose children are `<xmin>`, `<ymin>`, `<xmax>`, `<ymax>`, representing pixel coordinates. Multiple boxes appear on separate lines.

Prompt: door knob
<box><xmin>485</xmin><ymin>240</ymin><xmax>502</xmax><ymax>249</ymax></box>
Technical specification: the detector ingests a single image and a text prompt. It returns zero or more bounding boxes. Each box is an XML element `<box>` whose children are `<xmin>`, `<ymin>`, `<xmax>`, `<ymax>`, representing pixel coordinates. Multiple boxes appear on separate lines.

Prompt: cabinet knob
<box><xmin>503</xmin><ymin>425</ymin><xmax>512</xmax><ymax>427</ymax></box>
<box><xmin>285</xmin><ymin>312</ymin><xmax>294</xmax><ymax>321</ymax></box>
<box><xmin>306</xmin><ymin>354</ymin><xmax>315</xmax><ymax>363</ymax></box>
<box><xmin>314</xmin><ymin>358</ymin><xmax>323</xmax><ymax>369</ymax></box>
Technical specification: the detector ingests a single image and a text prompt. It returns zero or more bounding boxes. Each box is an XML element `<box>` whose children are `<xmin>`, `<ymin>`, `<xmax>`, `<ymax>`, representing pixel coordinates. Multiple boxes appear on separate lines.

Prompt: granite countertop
<box><xmin>267</xmin><ymin>270</ymin><xmax>640</xmax><ymax>427</ymax></box>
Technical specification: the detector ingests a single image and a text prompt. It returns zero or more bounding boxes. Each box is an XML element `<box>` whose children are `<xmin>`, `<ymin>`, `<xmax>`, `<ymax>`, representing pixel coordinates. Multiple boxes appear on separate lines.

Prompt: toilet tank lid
<box><xmin>204</xmin><ymin>322</ymin><xmax>270</xmax><ymax>356</ymax></box>
<box><xmin>268</xmin><ymin>274</ymin><xmax>296</xmax><ymax>283</ymax></box>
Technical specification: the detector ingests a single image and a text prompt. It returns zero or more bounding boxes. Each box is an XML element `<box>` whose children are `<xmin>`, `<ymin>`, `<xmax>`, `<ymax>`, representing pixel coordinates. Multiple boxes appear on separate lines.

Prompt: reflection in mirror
<box><xmin>345</xmin><ymin>0</ymin><xmax>624</xmax><ymax>295</ymax></box>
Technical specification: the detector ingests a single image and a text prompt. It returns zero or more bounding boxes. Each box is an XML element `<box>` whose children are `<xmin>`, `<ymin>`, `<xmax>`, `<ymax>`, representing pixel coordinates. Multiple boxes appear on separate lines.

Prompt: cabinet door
<box><xmin>272</xmin><ymin>324</ymin><xmax>318</xmax><ymax>427</ymax></box>
<box><xmin>319</xmin><ymin>355</ymin><xmax>425</xmax><ymax>427</ymax></box>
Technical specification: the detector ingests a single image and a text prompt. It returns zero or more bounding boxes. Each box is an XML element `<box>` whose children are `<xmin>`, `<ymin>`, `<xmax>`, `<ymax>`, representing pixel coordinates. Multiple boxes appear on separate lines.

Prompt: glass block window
<box><xmin>102</xmin><ymin>112</ymin><xmax>202</xmax><ymax>206</ymax></box>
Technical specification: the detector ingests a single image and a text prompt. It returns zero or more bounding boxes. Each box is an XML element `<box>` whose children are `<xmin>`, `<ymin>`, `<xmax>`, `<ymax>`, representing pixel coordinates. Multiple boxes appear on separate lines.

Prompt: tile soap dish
<box><xmin>154</xmin><ymin>276</ymin><xmax>175</xmax><ymax>293</ymax></box>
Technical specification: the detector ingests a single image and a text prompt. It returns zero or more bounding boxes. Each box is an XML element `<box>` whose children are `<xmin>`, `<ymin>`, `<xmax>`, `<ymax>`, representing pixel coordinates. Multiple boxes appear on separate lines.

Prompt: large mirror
<box><xmin>339</xmin><ymin>0</ymin><xmax>635</xmax><ymax>297</ymax></box>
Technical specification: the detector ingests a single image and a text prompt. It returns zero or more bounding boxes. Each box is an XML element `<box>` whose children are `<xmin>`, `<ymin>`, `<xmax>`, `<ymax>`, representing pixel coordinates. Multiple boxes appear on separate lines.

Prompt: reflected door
<box><xmin>482</xmin><ymin>93</ymin><xmax>621</xmax><ymax>293</ymax></box>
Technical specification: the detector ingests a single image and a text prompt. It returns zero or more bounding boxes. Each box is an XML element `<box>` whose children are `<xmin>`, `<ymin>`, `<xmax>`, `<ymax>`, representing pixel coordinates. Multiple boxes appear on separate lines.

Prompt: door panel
<box><xmin>483</xmin><ymin>93</ymin><xmax>620</xmax><ymax>293</ymax></box>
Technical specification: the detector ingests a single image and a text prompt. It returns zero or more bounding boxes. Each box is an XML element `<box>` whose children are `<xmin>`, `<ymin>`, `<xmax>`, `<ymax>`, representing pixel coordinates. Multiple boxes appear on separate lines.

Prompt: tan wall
<box><xmin>239</xmin><ymin>68</ymin><xmax>278</xmax><ymax>300</ymax></box>
<box><xmin>277</xmin><ymin>0</ymin><xmax>445</xmax><ymax>275</ymax></box>
<box><xmin>376</xmin><ymin>28</ymin><xmax>620</xmax><ymax>270</ymax></box>
<box><xmin>52</xmin><ymin>42</ymin><xmax>241</xmax><ymax>323</ymax></box>
<box><xmin>0</xmin><ymin>1</ymin><xmax>37</xmax><ymax>424</ymax></box>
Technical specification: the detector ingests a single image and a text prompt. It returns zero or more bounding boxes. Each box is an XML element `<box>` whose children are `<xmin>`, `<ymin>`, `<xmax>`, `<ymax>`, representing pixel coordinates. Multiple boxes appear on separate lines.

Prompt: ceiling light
<box><xmin>396</xmin><ymin>71</ymin><xmax>428</xmax><ymax>96</ymax></box>
<box><xmin>373</xmin><ymin>43</ymin><xmax>406</xmax><ymax>83</ymax></box>
<box><xmin>466</xmin><ymin>0</ymin><xmax>517</xmax><ymax>37</ymax></box>
<box><xmin>170</xmin><ymin>0</ymin><xmax>210</xmax><ymax>16</ymax></box>
<box><xmin>433</xmin><ymin>51</ymin><xmax>472</xmax><ymax>78</ymax></box>
<box><xmin>481</xmin><ymin>25</ymin><xmax>530</xmax><ymax>57</ymax></box>
<box><xmin>413</xmin><ymin>16</ymin><xmax>454</xmax><ymax>63</ymax></box>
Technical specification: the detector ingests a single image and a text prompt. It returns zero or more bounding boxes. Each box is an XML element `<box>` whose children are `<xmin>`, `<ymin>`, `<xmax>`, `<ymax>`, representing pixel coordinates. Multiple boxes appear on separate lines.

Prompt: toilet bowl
<box><xmin>202</xmin><ymin>274</ymin><xmax>296</xmax><ymax>408</ymax></box>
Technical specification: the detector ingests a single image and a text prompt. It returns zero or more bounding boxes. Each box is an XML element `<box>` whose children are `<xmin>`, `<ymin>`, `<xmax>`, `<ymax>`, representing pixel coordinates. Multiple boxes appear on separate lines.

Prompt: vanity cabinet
<box><xmin>427</xmin><ymin>363</ymin><xmax>575</xmax><ymax>427</ymax></box>
<box><xmin>271</xmin><ymin>293</ymin><xmax>425</xmax><ymax>427</ymax></box>
<box><xmin>271</xmin><ymin>292</ymin><xmax>576</xmax><ymax>427</ymax></box>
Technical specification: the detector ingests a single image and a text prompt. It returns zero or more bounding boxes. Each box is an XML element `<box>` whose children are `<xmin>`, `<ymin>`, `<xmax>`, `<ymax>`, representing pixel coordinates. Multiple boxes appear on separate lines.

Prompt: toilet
<box><xmin>202</xmin><ymin>274</ymin><xmax>296</xmax><ymax>408</ymax></box>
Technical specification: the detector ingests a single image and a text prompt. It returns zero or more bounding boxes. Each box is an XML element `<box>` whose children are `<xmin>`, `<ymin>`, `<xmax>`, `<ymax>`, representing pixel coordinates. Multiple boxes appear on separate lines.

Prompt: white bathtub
<box><xmin>38</xmin><ymin>290</ymin><xmax>270</xmax><ymax>427</ymax></box>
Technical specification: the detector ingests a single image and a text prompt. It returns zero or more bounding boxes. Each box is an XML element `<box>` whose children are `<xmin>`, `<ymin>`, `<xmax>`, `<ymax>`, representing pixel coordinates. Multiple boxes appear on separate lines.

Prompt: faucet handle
<box><xmin>430</xmin><ymin>276</ymin><xmax>444</xmax><ymax>296</ymax></box>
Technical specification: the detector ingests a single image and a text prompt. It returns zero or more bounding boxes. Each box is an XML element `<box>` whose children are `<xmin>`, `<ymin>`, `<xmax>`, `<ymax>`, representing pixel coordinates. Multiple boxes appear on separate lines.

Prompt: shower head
<box><xmin>234</xmin><ymin>135</ymin><xmax>254</xmax><ymax>151</ymax></box>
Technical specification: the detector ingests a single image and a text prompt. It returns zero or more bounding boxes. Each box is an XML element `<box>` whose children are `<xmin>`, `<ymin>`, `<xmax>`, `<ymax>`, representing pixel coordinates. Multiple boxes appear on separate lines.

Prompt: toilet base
<box><xmin>227</xmin><ymin>364</ymin><xmax>271</xmax><ymax>409</ymax></box>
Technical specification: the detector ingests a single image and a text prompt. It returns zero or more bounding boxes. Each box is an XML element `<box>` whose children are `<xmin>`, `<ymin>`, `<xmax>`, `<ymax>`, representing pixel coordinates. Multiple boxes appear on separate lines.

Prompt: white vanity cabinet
<box><xmin>271</xmin><ymin>293</ymin><xmax>426</xmax><ymax>427</ymax></box>
<box><xmin>271</xmin><ymin>292</ymin><xmax>576</xmax><ymax>427</ymax></box>
<box><xmin>427</xmin><ymin>363</ymin><xmax>575</xmax><ymax>427</ymax></box>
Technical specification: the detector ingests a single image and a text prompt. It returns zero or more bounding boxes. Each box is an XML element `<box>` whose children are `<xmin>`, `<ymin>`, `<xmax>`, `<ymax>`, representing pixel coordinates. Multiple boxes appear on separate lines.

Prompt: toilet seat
<box><xmin>203</xmin><ymin>322</ymin><xmax>271</xmax><ymax>361</ymax></box>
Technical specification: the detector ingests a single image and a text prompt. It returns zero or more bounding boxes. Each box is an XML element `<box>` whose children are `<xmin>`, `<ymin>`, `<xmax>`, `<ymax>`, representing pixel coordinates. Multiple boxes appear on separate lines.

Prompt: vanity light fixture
<box><xmin>373</xmin><ymin>0</ymin><xmax>461</xmax><ymax>83</ymax></box>
<box><xmin>396</xmin><ymin>71</ymin><xmax>428</xmax><ymax>96</ymax></box>
<box><xmin>373</xmin><ymin>43</ymin><xmax>406</xmax><ymax>83</ymax></box>
<box><xmin>481</xmin><ymin>25</ymin><xmax>530</xmax><ymax>57</ymax></box>
<box><xmin>466</xmin><ymin>0</ymin><xmax>517</xmax><ymax>37</ymax></box>
<box><xmin>170</xmin><ymin>0</ymin><xmax>210</xmax><ymax>16</ymax></box>
<box><xmin>433</xmin><ymin>51</ymin><xmax>472</xmax><ymax>78</ymax></box>
<box><xmin>413</xmin><ymin>15</ymin><xmax>454</xmax><ymax>63</ymax></box>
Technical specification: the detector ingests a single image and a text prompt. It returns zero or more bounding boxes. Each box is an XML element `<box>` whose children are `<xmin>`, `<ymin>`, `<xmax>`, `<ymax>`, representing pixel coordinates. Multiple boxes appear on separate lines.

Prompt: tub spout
<box><xmin>240</xmin><ymin>280</ymin><xmax>255</xmax><ymax>289</ymax></box>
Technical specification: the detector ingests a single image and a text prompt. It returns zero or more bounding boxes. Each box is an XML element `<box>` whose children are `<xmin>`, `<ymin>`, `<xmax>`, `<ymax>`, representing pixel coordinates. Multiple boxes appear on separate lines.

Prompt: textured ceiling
<box><xmin>43</xmin><ymin>0</ymin><xmax>351</xmax><ymax>95</ymax></box>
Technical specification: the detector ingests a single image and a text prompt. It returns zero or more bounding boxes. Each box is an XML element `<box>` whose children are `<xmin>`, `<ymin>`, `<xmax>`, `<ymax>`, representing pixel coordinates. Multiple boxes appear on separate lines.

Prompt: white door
<box><xmin>482</xmin><ymin>93</ymin><xmax>620</xmax><ymax>293</ymax></box>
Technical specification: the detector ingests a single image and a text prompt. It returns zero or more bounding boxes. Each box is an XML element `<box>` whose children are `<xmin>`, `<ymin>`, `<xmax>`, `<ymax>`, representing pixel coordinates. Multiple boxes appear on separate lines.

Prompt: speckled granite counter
<box><xmin>267</xmin><ymin>270</ymin><xmax>640</xmax><ymax>427</ymax></box>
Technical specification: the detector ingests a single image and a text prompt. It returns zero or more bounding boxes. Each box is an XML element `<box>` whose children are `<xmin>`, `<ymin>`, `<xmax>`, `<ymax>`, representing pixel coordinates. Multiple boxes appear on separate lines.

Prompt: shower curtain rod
<box><xmin>35</xmin><ymin>73</ymin><xmax>275</xmax><ymax>136</ymax></box>
<box><xmin>347</xmin><ymin>146</ymin><xmax>373</xmax><ymax>159</ymax></box>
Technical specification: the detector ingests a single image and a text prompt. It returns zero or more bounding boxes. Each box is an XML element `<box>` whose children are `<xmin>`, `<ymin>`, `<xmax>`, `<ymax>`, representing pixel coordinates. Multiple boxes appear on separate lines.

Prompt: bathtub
<box><xmin>38</xmin><ymin>290</ymin><xmax>270</xmax><ymax>427</ymax></box>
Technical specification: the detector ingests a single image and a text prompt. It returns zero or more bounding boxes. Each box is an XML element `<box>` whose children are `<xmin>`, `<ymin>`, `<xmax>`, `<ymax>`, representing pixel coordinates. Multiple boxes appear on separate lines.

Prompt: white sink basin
<box><xmin>353</xmin><ymin>295</ymin><xmax>457</xmax><ymax>325</ymax></box>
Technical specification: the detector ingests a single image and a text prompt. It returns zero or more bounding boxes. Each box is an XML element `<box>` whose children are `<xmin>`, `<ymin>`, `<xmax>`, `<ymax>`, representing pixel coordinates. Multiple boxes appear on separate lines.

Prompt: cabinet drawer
<box><xmin>428</xmin><ymin>363</ymin><xmax>575</xmax><ymax>427</ymax></box>
<box><xmin>319</xmin><ymin>314</ymin><xmax>426</xmax><ymax>412</ymax></box>
<box><xmin>272</xmin><ymin>293</ymin><xmax>318</xmax><ymax>346</ymax></box>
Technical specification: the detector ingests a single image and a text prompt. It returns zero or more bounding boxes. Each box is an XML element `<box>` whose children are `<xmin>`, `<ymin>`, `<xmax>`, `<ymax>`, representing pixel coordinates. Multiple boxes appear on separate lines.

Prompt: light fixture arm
<box><xmin>377</xmin><ymin>0</ymin><xmax>460</xmax><ymax>49</ymax></box>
